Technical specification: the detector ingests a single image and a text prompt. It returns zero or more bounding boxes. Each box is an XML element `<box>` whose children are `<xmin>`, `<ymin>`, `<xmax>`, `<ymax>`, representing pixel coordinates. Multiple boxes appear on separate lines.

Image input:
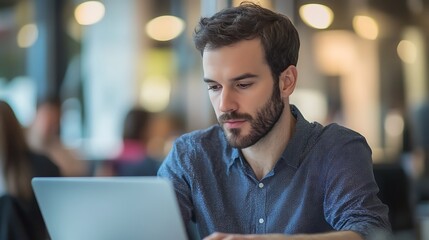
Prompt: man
<box><xmin>158</xmin><ymin>2</ymin><xmax>390</xmax><ymax>240</ymax></box>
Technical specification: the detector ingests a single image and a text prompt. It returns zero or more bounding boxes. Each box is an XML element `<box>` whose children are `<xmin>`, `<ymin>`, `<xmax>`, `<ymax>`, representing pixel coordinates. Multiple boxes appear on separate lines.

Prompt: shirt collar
<box><xmin>279</xmin><ymin>105</ymin><xmax>322</xmax><ymax>169</ymax></box>
<box><xmin>227</xmin><ymin>148</ymin><xmax>241</xmax><ymax>169</ymax></box>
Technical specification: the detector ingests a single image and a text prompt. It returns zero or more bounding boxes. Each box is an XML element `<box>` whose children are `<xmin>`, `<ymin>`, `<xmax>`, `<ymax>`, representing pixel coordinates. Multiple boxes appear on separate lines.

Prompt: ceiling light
<box><xmin>74</xmin><ymin>1</ymin><xmax>105</xmax><ymax>26</ymax></box>
<box><xmin>299</xmin><ymin>4</ymin><xmax>334</xmax><ymax>29</ymax></box>
<box><xmin>397</xmin><ymin>40</ymin><xmax>417</xmax><ymax>64</ymax></box>
<box><xmin>17</xmin><ymin>23</ymin><xmax>38</xmax><ymax>48</ymax></box>
<box><xmin>353</xmin><ymin>15</ymin><xmax>379</xmax><ymax>40</ymax></box>
<box><xmin>146</xmin><ymin>15</ymin><xmax>185</xmax><ymax>41</ymax></box>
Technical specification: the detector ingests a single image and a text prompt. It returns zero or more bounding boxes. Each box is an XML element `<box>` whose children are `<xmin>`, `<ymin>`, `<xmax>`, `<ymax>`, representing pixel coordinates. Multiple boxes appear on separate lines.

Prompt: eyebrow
<box><xmin>203</xmin><ymin>73</ymin><xmax>258</xmax><ymax>83</ymax></box>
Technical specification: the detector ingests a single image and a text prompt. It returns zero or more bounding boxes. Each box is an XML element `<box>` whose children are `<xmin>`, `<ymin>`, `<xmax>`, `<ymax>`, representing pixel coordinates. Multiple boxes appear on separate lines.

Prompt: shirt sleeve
<box><xmin>322</xmin><ymin>133</ymin><xmax>391</xmax><ymax>239</ymax></box>
<box><xmin>157</xmin><ymin>139</ymin><xmax>194</xmax><ymax>224</ymax></box>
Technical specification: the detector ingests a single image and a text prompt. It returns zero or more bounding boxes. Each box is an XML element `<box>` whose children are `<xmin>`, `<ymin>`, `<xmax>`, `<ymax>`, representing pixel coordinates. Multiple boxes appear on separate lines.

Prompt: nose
<box><xmin>219</xmin><ymin>88</ymin><xmax>237</xmax><ymax>113</ymax></box>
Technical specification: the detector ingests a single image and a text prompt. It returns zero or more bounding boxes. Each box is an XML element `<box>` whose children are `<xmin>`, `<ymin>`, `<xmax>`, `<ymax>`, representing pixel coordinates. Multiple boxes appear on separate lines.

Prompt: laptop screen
<box><xmin>32</xmin><ymin>177</ymin><xmax>188</xmax><ymax>240</ymax></box>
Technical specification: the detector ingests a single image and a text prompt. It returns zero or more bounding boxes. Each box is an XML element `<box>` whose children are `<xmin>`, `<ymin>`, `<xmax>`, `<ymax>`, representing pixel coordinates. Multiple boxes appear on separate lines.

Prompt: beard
<box><xmin>218</xmin><ymin>84</ymin><xmax>284</xmax><ymax>148</ymax></box>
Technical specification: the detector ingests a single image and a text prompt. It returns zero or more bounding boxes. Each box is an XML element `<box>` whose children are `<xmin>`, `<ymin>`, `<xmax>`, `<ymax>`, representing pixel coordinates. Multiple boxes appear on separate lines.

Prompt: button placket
<box><xmin>255</xmin><ymin>181</ymin><xmax>266</xmax><ymax>233</ymax></box>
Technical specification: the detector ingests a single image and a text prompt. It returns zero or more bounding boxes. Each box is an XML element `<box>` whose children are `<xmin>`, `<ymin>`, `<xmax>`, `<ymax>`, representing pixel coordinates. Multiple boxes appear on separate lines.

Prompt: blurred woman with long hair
<box><xmin>0</xmin><ymin>100</ymin><xmax>60</xmax><ymax>240</ymax></box>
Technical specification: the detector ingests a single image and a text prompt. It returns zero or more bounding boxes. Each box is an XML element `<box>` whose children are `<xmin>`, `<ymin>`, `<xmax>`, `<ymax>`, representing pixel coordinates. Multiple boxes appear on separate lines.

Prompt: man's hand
<box><xmin>203</xmin><ymin>232</ymin><xmax>287</xmax><ymax>240</ymax></box>
<box><xmin>203</xmin><ymin>231</ymin><xmax>363</xmax><ymax>240</ymax></box>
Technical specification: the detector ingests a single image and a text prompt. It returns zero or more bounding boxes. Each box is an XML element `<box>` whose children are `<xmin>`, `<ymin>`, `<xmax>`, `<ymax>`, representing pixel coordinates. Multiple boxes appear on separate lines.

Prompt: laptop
<box><xmin>31</xmin><ymin>177</ymin><xmax>188</xmax><ymax>240</ymax></box>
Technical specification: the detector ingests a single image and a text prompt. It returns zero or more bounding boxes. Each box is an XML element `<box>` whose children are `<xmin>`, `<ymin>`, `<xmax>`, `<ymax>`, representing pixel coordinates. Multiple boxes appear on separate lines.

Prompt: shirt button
<box><xmin>258</xmin><ymin>183</ymin><xmax>264</xmax><ymax>188</ymax></box>
<box><xmin>259</xmin><ymin>218</ymin><xmax>264</xmax><ymax>224</ymax></box>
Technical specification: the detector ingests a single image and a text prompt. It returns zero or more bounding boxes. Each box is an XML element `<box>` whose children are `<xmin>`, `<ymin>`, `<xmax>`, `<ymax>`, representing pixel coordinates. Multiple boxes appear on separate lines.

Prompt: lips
<box><xmin>223</xmin><ymin>119</ymin><xmax>246</xmax><ymax>128</ymax></box>
<box><xmin>219</xmin><ymin>112</ymin><xmax>252</xmax><ymax>129</ymax></box>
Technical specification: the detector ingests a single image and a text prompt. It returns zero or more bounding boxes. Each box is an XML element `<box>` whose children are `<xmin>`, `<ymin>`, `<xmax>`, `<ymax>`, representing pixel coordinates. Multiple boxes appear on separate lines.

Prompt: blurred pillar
<box><xmin>341</xmin><ymin>38</ymin><xmax>382</xmax><ymax>161</ymax></box>
<box><xmin>81</xmin><ymin>0</ymin><xmax>141</xmax><ymax>159</ymax></box>
<box><xmin>402</xmin><ymin>27</ymin><xmax>427</xmax><ymax>107</ymax></box>
<box><xmin>401</xmin><ymin>27</ymin><xmax>429</xmax><ymax>176</ymax></box>
<box><xmin>313</xmin><ymin>30</ymin><xmax>382</xmax><ymax>161</ymax></box>
<box><xmin>181</xmin><ymin>0</ymin><xmax>229</xmax><ymax>132</ymax></box>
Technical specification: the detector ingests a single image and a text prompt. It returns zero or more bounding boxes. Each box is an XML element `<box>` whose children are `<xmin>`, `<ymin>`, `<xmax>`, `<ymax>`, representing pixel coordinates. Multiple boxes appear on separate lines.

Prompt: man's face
<box><xmin>203</xmin><ymin>39</ymin><xmax>284</xmax><ymax>148</ymax></box>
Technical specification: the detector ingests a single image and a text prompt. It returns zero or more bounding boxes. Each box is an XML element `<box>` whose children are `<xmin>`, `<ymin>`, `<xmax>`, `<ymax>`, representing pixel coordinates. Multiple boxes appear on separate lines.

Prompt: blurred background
<box><xmin>1</xmin><ymin>0</ymin><xmax>429</xmax><ymax>237</ymax></box>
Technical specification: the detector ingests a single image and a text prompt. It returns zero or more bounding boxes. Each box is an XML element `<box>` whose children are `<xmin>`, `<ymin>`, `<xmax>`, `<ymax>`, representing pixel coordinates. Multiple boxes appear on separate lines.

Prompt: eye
<box><xmin>207</xmin><ymin>84</ymin><xmax>222</xmax><ymax>91</ymax></box>
<box><xmin>236</xmin><ymin>83</ymin><xmax>253</xmax><ymax>89</ymax></box>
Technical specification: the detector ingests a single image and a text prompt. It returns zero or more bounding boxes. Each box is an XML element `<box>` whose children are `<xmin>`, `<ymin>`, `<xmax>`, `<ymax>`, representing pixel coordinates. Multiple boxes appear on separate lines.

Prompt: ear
<box><xmin>278</xmin><ymin>65</ymin><xmax>298</xmax><ymax>98</ymax></box>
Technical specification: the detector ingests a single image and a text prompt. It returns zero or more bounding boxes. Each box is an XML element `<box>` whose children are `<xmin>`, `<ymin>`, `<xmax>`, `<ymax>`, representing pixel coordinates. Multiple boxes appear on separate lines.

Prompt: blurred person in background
<box><xmin>26</xmin><ymin>97</ymin><xmax>88</xmax><ymax>176</ymax></box>
<box><xmin>117</xmin><ymin>108</ymin><xmax>152</xmax><ymax>162</ymax></box>
<box><xmin>146</xmin><ymin>112</ymin><xmax>186</xmax><ymax>160</ymax></box>
<box><xmin>112</xmin><ymin>110</ymin><xmax>186</xmax><ymax>177</ymax></box>
<box><xmin>96</xmin><ymin>107</ymin><xmax>161</xmax><ymax>176</ymax></box>
<box><xmin>0</xmin><ymin>100</ymin><xmax>60</xmax><ymax>240</ymax></box>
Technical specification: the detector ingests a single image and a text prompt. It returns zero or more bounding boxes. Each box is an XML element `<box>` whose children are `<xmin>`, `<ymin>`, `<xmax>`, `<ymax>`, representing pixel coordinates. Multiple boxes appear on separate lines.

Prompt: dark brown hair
<box><xmin>0</xmin><ymin>100</ymin><xmax>32</xmax><ymax>199</ymax></box>
<box><xmin>193</xmin><ymin>2</ymin><xmax>300</xmax><ymax>81</ymax></box>
<box><xmin>122</xmin><ymin>108</ymin><xmax>152</xmax><ymax>143</ymax></box>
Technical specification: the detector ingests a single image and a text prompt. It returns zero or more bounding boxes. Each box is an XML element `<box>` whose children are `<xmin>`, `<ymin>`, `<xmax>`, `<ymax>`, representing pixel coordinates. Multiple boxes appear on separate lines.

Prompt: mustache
<box><xmin>218</xmin><ymin>112</ymin><xmax>253</xmax><ymax>123</ymax></box>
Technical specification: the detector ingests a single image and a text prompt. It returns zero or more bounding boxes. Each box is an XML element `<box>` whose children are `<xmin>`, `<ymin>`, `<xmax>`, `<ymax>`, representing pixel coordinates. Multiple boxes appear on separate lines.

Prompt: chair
<box><xmin>373</xmin><ymin>163</ymin><xmax>414</xmax><ymax>232</ymax></box>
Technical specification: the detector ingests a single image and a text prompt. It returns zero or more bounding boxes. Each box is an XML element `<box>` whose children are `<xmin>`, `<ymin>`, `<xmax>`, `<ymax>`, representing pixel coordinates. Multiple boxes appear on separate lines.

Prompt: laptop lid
<box><xmin>32</xmin><ymin>177</ymin><xmax>188</xmax><ymax>240</ymax></box>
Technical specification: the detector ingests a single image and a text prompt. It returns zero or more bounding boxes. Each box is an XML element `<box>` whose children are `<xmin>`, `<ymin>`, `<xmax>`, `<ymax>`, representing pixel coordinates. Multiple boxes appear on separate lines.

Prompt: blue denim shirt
<box><xmin>158</xmin><ymin>105</ymin><xmax>391</xmax><ymax>239</ymax></box>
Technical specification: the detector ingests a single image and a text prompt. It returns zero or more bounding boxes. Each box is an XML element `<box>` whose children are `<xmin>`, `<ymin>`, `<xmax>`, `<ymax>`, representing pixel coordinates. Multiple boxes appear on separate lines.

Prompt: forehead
<box><xmin>202</xmin><ymin>39</ymin><xmax>267</xmax><ymax>77</ymax></box>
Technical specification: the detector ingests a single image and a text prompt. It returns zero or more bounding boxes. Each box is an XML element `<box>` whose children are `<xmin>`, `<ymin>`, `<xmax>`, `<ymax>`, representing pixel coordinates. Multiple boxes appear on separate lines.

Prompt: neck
<box><xmin>241</xmin><ymin>105</ymin><xmax>296</xmax><ymax>180</ymax></box>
